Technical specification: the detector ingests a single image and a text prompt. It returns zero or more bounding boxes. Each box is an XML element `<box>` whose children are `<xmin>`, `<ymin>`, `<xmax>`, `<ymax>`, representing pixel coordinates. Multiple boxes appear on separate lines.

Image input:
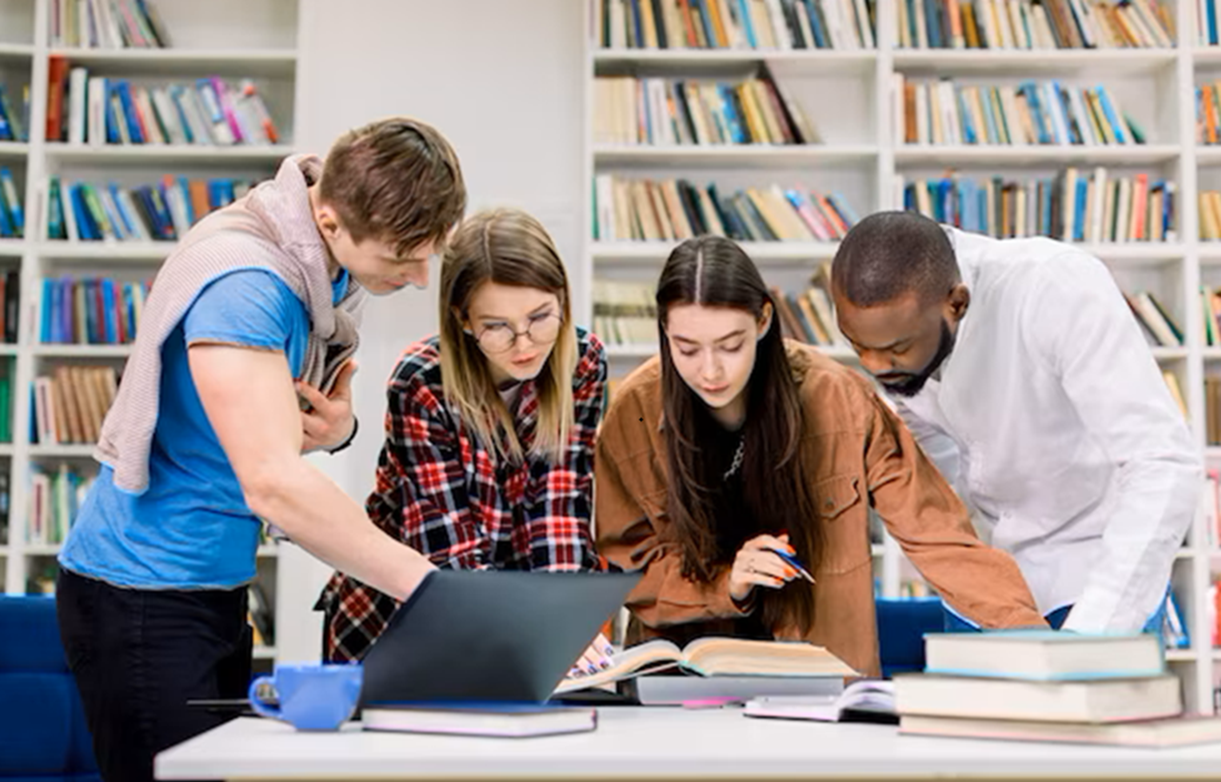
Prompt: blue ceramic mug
<box><xmin>247</xmin><ymin>663</ymin><xmax>363</xmax><ymax>731</ymax></box>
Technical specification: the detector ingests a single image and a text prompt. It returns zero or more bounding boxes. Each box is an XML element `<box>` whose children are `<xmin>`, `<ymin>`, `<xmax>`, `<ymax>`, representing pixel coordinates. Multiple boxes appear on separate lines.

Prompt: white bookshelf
<box><xmin>582</xmin><ymin>0</ymin><xmax>1221</xmax><ymax>713</ymax></box>
<box><xmin>0</xmin><ymin>0</ymin><xmax>302</xmax><ymax>668</ymax></box>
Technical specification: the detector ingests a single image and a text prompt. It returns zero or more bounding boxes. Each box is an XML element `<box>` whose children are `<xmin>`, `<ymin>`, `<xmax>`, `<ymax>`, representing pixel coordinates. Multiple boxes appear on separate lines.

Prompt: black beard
<box><xmin>879</xmin><ymin>320</ymin><xmax>955</xmax><ymax>398</ymax></box>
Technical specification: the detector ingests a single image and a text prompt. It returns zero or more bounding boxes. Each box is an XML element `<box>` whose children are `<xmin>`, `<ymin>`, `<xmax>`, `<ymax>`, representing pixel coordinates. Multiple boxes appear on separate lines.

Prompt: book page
<box><xmin>682</xmin><ymin>637</ymin><xmax>858</xmax><ymax>677</ymax></box>
<box><xmin>552</xmin><ymin>639</ymin><xmax>683</xmax><ymax>694</ymax></box>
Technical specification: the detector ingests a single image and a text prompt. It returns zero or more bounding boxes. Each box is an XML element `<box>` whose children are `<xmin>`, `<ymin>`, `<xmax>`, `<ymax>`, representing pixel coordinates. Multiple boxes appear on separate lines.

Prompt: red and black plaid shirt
<box><xmin>321</xmin><ymin>329</ymin><xmax>607</xmax><ymax>662</ymax></box>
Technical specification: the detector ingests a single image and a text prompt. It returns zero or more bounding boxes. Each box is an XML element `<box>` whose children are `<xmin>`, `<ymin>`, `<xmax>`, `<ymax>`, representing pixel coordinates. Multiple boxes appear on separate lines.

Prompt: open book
<box><xmin>744</xmin><ymin>680</ymin><xmax>898</xmax><ymax>724</ymax></box>
<box><xmin>553</xmin><ymin>637</ymin><xmax>857</xmax><ymax>695</ymax></box>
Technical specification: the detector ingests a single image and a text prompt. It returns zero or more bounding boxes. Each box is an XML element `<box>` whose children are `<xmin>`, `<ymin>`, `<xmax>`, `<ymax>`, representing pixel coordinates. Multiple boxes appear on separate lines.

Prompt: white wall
<box><xmin>277</xmin><ymin>0</ymin><xmax>586</xmax><ymax>662</ymax></box>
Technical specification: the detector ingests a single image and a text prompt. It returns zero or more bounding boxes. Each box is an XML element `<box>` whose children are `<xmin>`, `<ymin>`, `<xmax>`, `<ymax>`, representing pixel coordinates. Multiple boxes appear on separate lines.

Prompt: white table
<box><xmin>155</xmin><ymin>709</ymin><xmax>1221</xmax><ymax>781</ymax></box>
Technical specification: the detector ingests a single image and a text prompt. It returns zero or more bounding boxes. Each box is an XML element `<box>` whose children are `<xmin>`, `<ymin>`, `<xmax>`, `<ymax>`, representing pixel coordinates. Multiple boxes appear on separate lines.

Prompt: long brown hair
<box><xmin>438</xmin><ymin>209</ymin><xmax>578</xmax><ymax>463</ymax></box>
<box><xmin>657</xmin><ymin>235</ymin><xmax>822</xmax><ymax>633</ymax></box>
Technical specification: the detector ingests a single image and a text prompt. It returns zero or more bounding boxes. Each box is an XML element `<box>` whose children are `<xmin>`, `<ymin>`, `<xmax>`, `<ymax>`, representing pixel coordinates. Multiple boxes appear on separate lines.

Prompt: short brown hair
<box><xmin>318</xmin><ymin>117</ymin><xmax>466</xmax><ymax>257</ymax></box>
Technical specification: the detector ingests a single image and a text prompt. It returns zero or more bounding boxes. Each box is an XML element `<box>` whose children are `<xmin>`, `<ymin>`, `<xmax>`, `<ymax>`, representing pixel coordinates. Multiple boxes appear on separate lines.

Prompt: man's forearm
<box><xmin>245</xmin><ymin>459</ymin><xmax>433</xmax><ymax>601</ymax></box>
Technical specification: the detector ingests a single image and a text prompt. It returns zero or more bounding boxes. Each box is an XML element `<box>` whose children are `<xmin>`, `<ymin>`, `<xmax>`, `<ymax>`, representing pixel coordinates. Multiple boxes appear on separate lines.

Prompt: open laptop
<box><xmin>358</xmin><ymin>569</ymin><xmax>641</xmax><ymax>705</ymax></box>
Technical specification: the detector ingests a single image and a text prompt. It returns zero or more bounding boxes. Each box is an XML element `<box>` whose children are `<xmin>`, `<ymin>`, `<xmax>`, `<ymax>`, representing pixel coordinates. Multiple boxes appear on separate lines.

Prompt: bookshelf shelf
<box><xmin>24</xmin><ymin>543</ymin><xmax>61</xmax><ymax>557</ymax></box>
<box><xmin>1194</xmin><ymin>48</ymin><xmax>1221</xmax><ymax>66</ymax></box>
<box><xmin>0</xmin><ymin>43</ymin><xmax>33</xmax><ymax>60</ymax></box>
<box><xmin>1165</xmin><ymin>649</ymin><xmax>1197</xmax><ymax>662</ymax></box>
<box><xmin>1152</xmin><ymin>347</ymin><xmax>1189</xmax><ymax>361</ymax></box>
<box><xmin>894</xmin><ymin>145</ymin><xmax>1182</xmax><ymax>167</ymax></box>
<box><xmin>1085</xmin><ymin>244</ymin><xmax>1187</xmax><ymax>265</ymax></box>
<box><xmin>0</xmin><ymin>240</ymin><xmax>26</xmax><ymax>258</ymax></box>
<box><xmin>44</xmin><ymin>144</ymin><xmax>294</xmax><ymax>165</ymax></box>
<box><xmin>0</xmin><ymin>547</ymin><xmax>7</xmax><ymax>557</ymax></box>
<box><xmin>0</xmin><ymin>142</ymin><xmax>30</xmax><ymax>159</ymax></box>
<box><xmin>256</xmin><ymin>545</ymin><xmax>278</xmax><ymax>559</ymax></box>
<box><xmin>593</xmin><ymin>144</ymin><xmax>879</xmax><ymax>168</ymax></box>
<box><xmin>28</xmin><ymin>444</ymin><xmax>99</xmax><ymax>459</ymax></box>
<box><xmin>32</xmin><ymin>344</ymin><xmax>133</xmax><ymax>358</ymax></box>
<box><xmin>593</xmin><ymin>48</ymin><xmax>877</xmax><ymax>74</ymax></box>
<box><xmin>592</xmin><ymin>241</ymin><xmax>840</xmax><ymax>262</ymax></box>
<box><xmin>892</xmin><ymin>48</ymin><xmax>1177</xmax><ymax>75</ymax></box>
<box><xmin>0</xmin><ymin>444</ymin><xmax>14</xmax><ymax>457</ymax></box>
<box><xmin>37</xmin><ymin>242</ymin><xmax>174</xmax><ymax>261</ymax></box>
<box><xmin>605</xmin><ymin>344</ymin><xmax>658</xmax><ymax>359</ymax></box>
<box><xmin>0</xmin><ymin>345</ymin><xmax>18</xmax><ymax>357</ymax></box>
<box><xmin>47</xmin><ymin>47</ymin><xmax>298</xmax><ymax>76</ymax></box>
<box><xmin>870</xmin><ymin>543</ymin><xmax>885</xmax><ymax>557</ymax></box>
<box><xmin>1203</xmin><ymin>348</ymin><xmax>1221</xmax><ymax>362</ymax></box>
<box><xmin>1196</xmin><ymin>147</ymin><xmax>1221</xmax><ymax>166</ymax></box>
<box><xmin>252</xmin><ymin>646</ymin><xmax>278</xmax><ymax>660</ymax></box>
<box><xmin>1206</xmin><ymin>447</ymin><xmax>1221</xmax><ymax>459</ymax></box>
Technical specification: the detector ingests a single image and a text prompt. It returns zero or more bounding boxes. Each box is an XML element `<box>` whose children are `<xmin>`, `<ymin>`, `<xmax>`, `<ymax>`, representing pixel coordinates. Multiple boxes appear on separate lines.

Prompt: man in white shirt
<box><xmin>829</xmin><ymin>211</ymin><xmax>1200</xmax><ymax>634</ymax></box>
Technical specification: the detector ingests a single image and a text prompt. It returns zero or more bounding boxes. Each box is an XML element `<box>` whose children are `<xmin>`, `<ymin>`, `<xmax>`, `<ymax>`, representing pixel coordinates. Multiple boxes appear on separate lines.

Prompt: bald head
<box><xmin>831</xmin><ymin>211</ymin><xmax>960</xmax><ymax>308</ymax></box>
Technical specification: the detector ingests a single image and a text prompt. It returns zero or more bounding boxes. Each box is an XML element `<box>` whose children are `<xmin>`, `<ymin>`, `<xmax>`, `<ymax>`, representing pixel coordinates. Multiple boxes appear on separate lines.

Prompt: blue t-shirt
<box><xmin>59</xmin><ymin>268</ymin><xmax>350</xmax><ymax>589</ymax></box>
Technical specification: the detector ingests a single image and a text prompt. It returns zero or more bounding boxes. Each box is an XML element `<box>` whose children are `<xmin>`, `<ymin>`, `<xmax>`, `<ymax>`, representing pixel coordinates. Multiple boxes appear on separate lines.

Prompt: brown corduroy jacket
<box><xmin>594</xmin><ymin>342</ymin><xmax>1047</xmax><ymax>677</ymax></box>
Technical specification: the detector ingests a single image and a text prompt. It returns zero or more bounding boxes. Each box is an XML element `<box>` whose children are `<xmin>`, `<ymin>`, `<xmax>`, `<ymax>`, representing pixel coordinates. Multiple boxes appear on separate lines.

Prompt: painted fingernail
<box><xmin>587</xmin><ymin>663</ymin><xmax>598</xmax><ymax>674</ymax></box>
<box><xmin>600</xmin><ymin>660</ymin><xmax>611</xmax><ymax>670</ymax></box>
<box><xmin>786</xmin><ymin>545</ymin><xmax>797</xmax><ymax>555</ymax></box>
<box><xmin>604</xmin><ymin>645</ymin><xmax>615</xmax><ymax>656</ymax></box>
<box><xmin>784</xmin><ymin>567</ymin><xmax>796</xmax><ymax>578</ymax></box>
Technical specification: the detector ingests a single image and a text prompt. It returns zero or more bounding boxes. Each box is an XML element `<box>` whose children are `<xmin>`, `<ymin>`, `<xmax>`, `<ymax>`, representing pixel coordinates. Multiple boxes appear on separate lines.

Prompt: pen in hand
<box><xmin>768</xmin><ymin>546</ymin><xmax>816</xmax><ymax>584</ymax></box>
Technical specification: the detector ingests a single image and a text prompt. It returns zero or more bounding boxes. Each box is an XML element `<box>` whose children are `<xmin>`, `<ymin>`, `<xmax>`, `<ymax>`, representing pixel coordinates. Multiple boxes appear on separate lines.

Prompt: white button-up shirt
<box><xmin>888</xmin><ymin>227</ymin><xmax>1201</xmax><ymax>633</ymax></box>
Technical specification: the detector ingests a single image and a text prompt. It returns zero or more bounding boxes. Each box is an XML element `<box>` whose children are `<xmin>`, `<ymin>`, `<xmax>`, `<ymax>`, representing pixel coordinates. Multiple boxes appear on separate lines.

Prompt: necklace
<box><xmin>723</xmin><ymin>435</ymin><xmax>746</xmax><ymax>481</ymax></box>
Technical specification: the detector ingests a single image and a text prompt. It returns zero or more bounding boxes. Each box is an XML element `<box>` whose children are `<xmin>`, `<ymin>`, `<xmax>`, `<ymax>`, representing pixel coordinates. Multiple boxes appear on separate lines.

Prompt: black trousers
<box><xmin>56</xmin><ymin>568</ymin><xmax>253</xmax><ymax>782</ymax></box>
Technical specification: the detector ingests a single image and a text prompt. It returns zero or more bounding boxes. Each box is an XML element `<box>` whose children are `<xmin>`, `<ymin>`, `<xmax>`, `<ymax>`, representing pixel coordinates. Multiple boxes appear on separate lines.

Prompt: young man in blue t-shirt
<box><xmin>56</xmin><ymin>118</ymin><xmax>467</xmax><ymax>782</ymax></box>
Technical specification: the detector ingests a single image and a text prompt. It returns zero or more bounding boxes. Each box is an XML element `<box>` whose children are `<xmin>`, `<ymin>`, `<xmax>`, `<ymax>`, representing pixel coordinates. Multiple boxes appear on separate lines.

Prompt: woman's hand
<box><xmin>567</xmin><ymin>632</ymin><xmax>616</xmax><ymax>678</ymax></box>
<box><xmin>729</xmin><ymin>533</ymin><xmax>800</xmax><ymax>603</ymax></box>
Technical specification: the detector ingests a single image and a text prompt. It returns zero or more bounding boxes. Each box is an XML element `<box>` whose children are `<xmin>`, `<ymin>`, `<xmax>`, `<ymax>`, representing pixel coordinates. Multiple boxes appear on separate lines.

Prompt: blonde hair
<box><xmin>439</xmin><ymin>209</ymin><xmax>578</xmax><ymax>463</ymax></box>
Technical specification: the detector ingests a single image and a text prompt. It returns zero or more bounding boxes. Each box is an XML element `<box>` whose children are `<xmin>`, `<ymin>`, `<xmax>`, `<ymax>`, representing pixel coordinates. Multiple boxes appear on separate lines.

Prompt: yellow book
<box><xmin>736</xmin><ymin>83</ymin><xmax>771</xmax><ymax>143</ymax></box>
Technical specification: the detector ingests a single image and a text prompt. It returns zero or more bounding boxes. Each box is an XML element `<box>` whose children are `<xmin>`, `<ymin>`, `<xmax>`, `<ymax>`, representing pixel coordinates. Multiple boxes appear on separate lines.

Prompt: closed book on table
<box><xmin>894</xmin><ymin>674</ymin><xmax>1181</xmax><ymax>723</ymax></box>
<box><xmin>361</xmin><ymin>702</ymin><xmax>596</xmax><ymax>738</ymax></box>
<box><xmin>922</xmin><ymin>631</ymin><xmax>1164</xmax><ymax>680</ymax></box>
<box><xmin>900</xmin><ymin>714</ymin><xmax>1221</xmax><ymax>748</ymax></box>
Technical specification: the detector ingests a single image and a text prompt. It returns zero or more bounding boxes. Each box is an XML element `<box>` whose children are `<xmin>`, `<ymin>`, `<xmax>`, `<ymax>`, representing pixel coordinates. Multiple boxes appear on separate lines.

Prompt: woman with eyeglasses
<box><xmin>320</xmin><ymin>208</ymin><xmax>611</xmax><ymax>674</ymax></box>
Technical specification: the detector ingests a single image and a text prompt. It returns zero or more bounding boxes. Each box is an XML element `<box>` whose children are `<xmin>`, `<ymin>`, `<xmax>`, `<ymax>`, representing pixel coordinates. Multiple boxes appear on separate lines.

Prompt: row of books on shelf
<box><xmin>1203</xmin><ymin>0</ymin><xmax>1221</xmax><ymax>44</ymax></box>
<box><xmin>898</xmin><ymin>0</ymin><xmax>1173</xmax><ymax>50</ymax></box>
<box><xmin>51</xmin><ymin>0</ymin><xmax>170</xmax><ymax>49</ymax></box>
<box><xmin>31</xmin><ymin>365</ymin><xmax>119</xmax><ymax>446</ymax></box>
<box><xmin>0</xmin><ymin>271</ymin><xmax>20</xmax><ymax>347</ymax></box>
<box><xmin>592</xmin><ymin>175</ymin><xmax>860</xmax><ymax>242</ymax></box>
<box><xmin>897</xmin><ymin>77</ymin><xmax>1146</xmax><ymax>147</ymax></box>
<box><xmin>772</xmin><ymin>265</ymin><xmax>849</xmax><ymax>347</ymax></box>
<box><xmin>50</xmin><ymin>62</ymin><xmax>281</xmax><ymax>147</ymax></box>
<box><xmin>1197</xmin><ymin>190</ymin><xmax>1221</xmax><ymax>241</ymax></box>
<box><xmin>27</xmin><ymin>464</ymin><xmax>95</xmax><ymax>547</ymax></box>
<box><xmin>1125</xmin><ymin>289</ymin><xmax>1181</xmax><ymax>347</ymax></box>
<box><xmin>0</xmin><ymin>169</ymin><xmax>25</xmax><ymax>239</ymax></box>
<box><xmin>46</xmin><ymin>175</ymin><xmax>255</xmax><ymax>242</ymax></box>
<box><xmin>1197</xmin><ymin>83</ymin><xmax>1221</xmax><ymax>146</ymax></box>
<box><xmin>594</xmin><ymin>266</ymin><xmax>847</xmax><ymax>348</ymax></box>
<box><xmin>40</xmin><ymin>277</ymin><xmax>150</xmax><ymax>346</ymax></box>
<box><xmin>593</xmin><ymin>72</ymin><xmax>818</xmax><ymax>147</ymax></box>
<box><xmin>901</xmin><ymin>170</ymin><xmax>1176</xmax><ymax>244</ymax></box>
<box><xmin>593</xmin><ymin>279</ymin><xmax>657</xmax><ymax>345</ymax></box>
<box><xmin>0</xmin><ymin>86</ymin><xmax>29</xmax><ymax>144</ymax></box>
<box><xmin>595</xmin><ymin>0</ymin><xmax>876</xmax><ymax>50</ymax></box>
<box><xmin>1203</xmin><ymin>378</ymin><xmax>1221</xmax><ymax>445</ymax></box>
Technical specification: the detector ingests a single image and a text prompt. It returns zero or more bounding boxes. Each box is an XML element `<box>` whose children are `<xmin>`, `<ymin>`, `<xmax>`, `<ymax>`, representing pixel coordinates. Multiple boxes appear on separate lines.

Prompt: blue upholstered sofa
<box><xmin>0</xmin><ymin>595</ymin><xmax>100</xmax><ymax>782</ymax></box>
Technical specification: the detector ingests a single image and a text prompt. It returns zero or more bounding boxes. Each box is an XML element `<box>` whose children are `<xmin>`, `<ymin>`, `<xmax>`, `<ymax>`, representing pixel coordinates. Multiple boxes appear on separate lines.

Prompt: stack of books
<box><xmin>896</xmin><ymin>632</ymin><xmax>1221</xmax><ymax>747</ymax></box>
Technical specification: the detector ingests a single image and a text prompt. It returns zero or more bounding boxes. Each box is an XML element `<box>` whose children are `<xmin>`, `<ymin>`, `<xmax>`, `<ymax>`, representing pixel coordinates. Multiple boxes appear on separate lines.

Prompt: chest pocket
<box><xmin>815</xmin><ymin>474</ymin><xmax>870</xmax><ymax>575</ymax></box>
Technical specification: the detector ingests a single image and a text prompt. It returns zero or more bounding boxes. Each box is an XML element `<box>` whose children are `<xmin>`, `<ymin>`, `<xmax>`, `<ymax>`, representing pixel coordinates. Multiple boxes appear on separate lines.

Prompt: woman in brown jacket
<box><xmin>594</xmin><ymin>236</ymin><xmax>1046</xmax><ymax>677</ymax></box>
